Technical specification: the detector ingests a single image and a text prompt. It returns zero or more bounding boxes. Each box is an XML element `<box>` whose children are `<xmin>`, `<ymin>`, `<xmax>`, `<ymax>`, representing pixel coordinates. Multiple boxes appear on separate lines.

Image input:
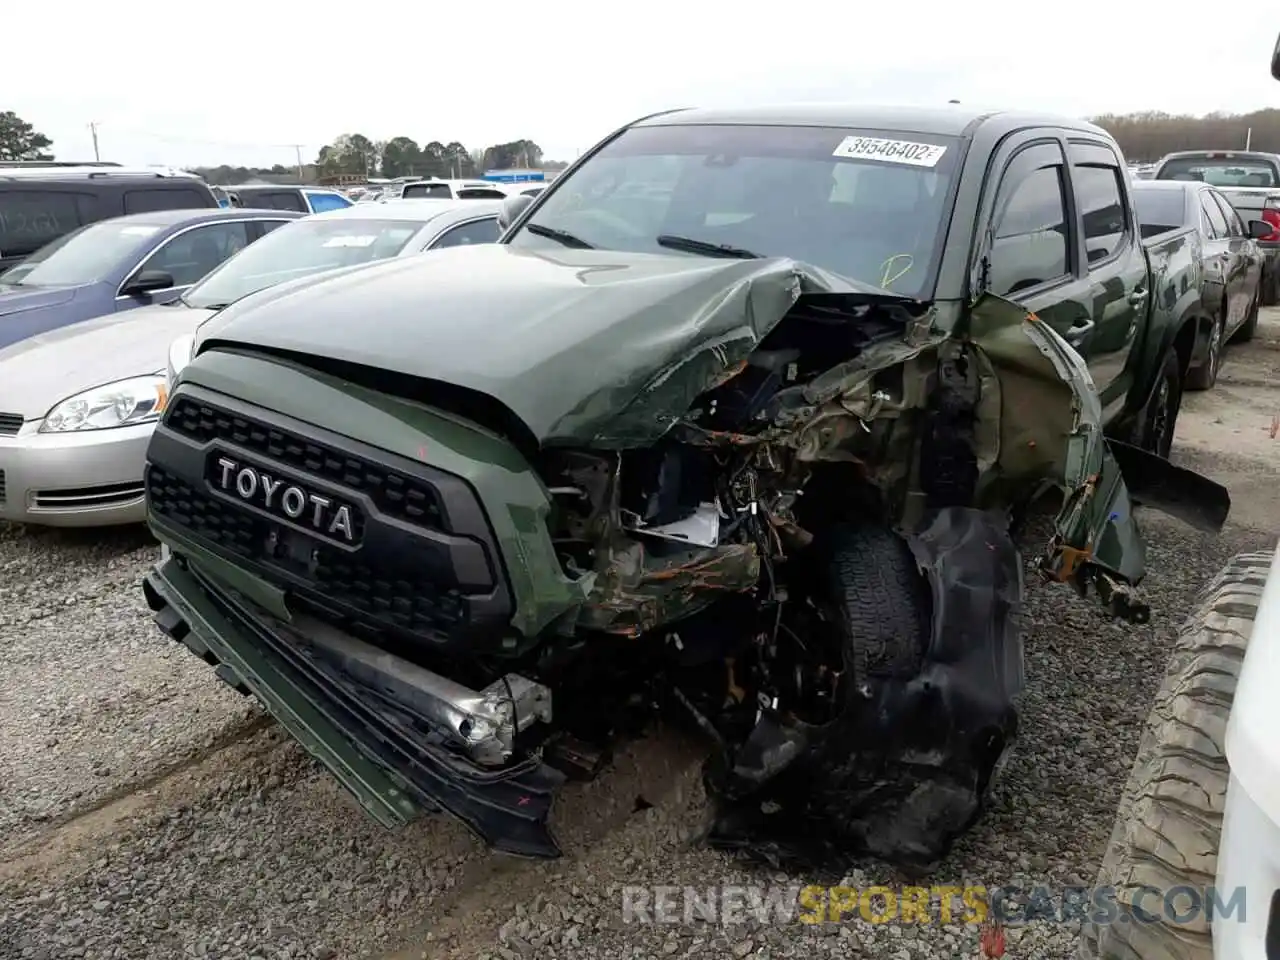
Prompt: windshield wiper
<box><xmin>524</xmin><ymin>222</ymin><xmax>594</xmax><ymax>249</ymax></box>
<box><xmin>656</xmin><ymin>235</ymin><xmax>761</xmax><ymax>260</ymax></box>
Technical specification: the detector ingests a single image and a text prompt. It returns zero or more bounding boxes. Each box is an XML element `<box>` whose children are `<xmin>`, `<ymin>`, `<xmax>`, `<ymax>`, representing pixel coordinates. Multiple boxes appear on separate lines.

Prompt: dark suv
<box><xmin>0</xmin><ymin>172</ymin><xmax>219</xmax><ymax>272</ymax></box>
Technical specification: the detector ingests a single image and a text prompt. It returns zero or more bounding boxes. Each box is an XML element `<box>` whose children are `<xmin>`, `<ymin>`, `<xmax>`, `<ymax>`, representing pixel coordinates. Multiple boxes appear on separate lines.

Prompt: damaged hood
<box><xmin>195</xmin><ymin>244</ymin><xmax>896</xmax><ymax>446</ymax></box>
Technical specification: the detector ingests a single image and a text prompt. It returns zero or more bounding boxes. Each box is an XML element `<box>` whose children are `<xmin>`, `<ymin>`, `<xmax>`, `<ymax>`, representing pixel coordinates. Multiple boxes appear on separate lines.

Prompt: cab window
<box><xmin>1073</xmin><ymin>165</ymin><xmax>1127</xmax><ymax>263</ymax></box>
<box><xmin>430</xmin><ymin>217</ymin><xmax>500</xmax><ymax>248</ymax></box>
<box><xmin>134</xmin><ymin>221</ymin><xmax>252</xmax><ymax>287</ymax></box>
<box><xmin>988</xmin><ymin>144</ymin><xmax>1071</xmax><ymax>296</ymax></box>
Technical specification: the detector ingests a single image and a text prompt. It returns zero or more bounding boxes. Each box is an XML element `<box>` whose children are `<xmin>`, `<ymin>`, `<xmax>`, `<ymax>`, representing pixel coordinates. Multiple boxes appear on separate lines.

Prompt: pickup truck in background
<box><xmin>1153</xmin><ymin>150</ymin><xmax>1280</xmax><ymax>305</ymax></box>
<box><xmin>1131</xmin><ymin>179</ymin><xmax>1268</xmax><ymax>388</ymax></box>
<box><xmin>141</xmin><ymin>105</ymin><xmax>1230</xmax><ymax>867</ymax></box>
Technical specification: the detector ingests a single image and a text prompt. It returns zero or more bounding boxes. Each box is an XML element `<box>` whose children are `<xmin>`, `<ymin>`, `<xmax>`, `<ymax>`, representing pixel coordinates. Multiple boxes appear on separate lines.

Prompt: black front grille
<box><xmin>166</xmin><ymin>397</ymin><xmax>444</xmax><ymax>531</ymax></box>
<box><xmin>0</xmin><ymin>413</ymin><xmax>22</xmax><ymax>437</ymax></box>
<box><xmin>146</xmin><ymin>391</ymin><xmax>513</xmax><ymax>652</ymax></box>
<box><xmin>148</xmin><ymin>467</ymin><xmax>466</xmax><ymax>633</ymax></box>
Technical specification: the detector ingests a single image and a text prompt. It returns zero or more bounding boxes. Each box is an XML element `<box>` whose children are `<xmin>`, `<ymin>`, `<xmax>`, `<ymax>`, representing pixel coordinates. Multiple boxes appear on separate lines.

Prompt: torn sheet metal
<box><xmin>966</xmin><ymin>293</ymin><xmax>1228</xmax><ymax>600</ymax></box>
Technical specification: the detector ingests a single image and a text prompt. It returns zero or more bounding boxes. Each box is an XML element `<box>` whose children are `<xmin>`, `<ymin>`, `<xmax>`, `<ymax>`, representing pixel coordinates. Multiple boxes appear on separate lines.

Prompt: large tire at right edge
<box><xmin>1078</xmin><ymin>552</ymin><xmax>1272</xmax><ymax>960</ymax></box>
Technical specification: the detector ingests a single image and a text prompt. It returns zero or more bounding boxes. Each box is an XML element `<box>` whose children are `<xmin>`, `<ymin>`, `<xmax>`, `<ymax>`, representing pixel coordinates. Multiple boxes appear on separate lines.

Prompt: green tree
<box><xmin>443</xmin><ymin>141</ymin><xmax>475</xmax><ymax>178</ymax></box>
<box><xmin>0</xmin><ymin>111</ymin><xmax>54</xmax><ymax>161</ymax></box>
<box><xmin>481</xmin><ymin>139</ymin><xmax>543</xmax><ymax>172</ymax></box>
<box><xmin>315</xmin><ymin>133</ymin><xmax>379</xmax><ymax>176</ymax></box>
<box><xmin>380</xmin><ymin>136</ymin><xmax>422</xmax><ymax>178</ymax></box>
<box><xmin>421</xmin><ymin>141</ymin><xmax>448</xmax><ymax>178</ymax></box>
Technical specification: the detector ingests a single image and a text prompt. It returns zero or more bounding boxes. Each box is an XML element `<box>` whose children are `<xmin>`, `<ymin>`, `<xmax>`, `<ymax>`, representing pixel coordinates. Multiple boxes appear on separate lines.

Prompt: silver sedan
<box><xmin>0</xmin><ymin>199</ymin><xmax>504</xmax><ymax>526</ymax></box>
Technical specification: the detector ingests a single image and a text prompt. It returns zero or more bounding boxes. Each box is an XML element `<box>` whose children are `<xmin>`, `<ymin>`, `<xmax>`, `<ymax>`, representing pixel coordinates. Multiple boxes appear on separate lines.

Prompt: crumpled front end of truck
<box><xmin>142</xmin><ymin>252</ymin><xmax>1230</xmax><ymax>866</ymax></box>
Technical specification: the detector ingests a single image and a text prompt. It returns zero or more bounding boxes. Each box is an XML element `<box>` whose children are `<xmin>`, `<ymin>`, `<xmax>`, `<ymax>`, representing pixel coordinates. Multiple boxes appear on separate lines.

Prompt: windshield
<box><xmin>0</xmin><ymin>220</ymin><xmax>162</xmax><ymax>287</ymax></box>
<box><xmin>1157</xmin><ymin>156</ymin><xmax>1279</xmax><ymax>188</ymax></box>
<box><xmin>182</xmin><ymin>217</ymin><xmax>426</xmax><ymax>309</ymax></box>
<box><xmin>506</xmin><ymin>123</ymin><xmax>961</xmax><ymax>297</ymax></box>
<box><xmin>1131</xmin><ymin>188</ymin><xmax>1187</xmax><ymax>231</ymax></box>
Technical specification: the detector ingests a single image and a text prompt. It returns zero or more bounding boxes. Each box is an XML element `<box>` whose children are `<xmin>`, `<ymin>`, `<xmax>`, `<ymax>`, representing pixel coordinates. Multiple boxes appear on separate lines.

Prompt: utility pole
<box><xmin>293</xmin><ymin>145</ymin><xmax>304</xmax><ymax>181</ymax></box>
<box><xmin>89</xmin><ymin>122</ymin><xmax>100</xmax><ymax>162</ymax></box>
<box><xmin>1246</xmin><ymin>127</ymin><xmax>1253</xmax><ymax>151</ymax></box>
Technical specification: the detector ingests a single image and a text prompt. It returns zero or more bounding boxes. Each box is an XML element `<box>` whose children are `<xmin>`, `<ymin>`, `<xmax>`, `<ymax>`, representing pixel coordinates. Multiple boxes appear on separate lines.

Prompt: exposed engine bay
<box><xmin>486</xmin><ymin>293</ymin><xmax>1026</xmax><ymax>866</ymax></box>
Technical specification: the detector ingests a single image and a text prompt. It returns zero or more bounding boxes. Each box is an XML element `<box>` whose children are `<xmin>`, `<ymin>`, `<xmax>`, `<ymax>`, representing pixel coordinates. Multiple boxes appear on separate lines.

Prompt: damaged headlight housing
<box><xmin>166</xmin><ymin>333</ymin><xmax>196</xmax><ymax>392</ymax></box>
<box><xmin>39</xmin><ymin>375</ymin><xmax>169</xmax><ymax>433</ymax></box>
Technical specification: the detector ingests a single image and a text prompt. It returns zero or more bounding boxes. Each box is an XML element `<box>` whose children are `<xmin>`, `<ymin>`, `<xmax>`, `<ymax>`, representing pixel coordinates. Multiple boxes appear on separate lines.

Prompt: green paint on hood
<box><xmin>194</xmin><ymin>244</ymin><xmax>899</xmax><ymax>447</ymax></box>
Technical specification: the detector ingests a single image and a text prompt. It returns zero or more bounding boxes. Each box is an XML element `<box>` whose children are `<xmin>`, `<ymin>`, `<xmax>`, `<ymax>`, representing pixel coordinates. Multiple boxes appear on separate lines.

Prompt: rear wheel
<box><xmin>1134</xmin><ymin>347</ymin><xmax>1183</xmax><ymax>458</ymax></box>
<box><xmin>1186</xmin><ymin>314</ymin><xmax>1222</xmax><ymax>391</ymax></box>
<box><xmin>1078</xmin><ymin>552</ymin><xmax>1269</xmax><ymax>960</ymax></box>
<box><xmin>1263</xmin><ymin>266</ymin><xmax>1280</xmax><ymax>307</ymax></box>
<box><xmin>1230</xmin><ymin>292</ymin><xmax>1259</xmax><ymax>344</ymax></box>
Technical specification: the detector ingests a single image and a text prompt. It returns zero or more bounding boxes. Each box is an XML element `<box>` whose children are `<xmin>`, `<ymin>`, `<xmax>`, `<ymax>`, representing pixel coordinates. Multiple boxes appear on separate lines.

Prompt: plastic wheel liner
<box><xmin>704</xmin><ymin>505</ymin><xmax>1023</xmax><ymax>868</ymax></box>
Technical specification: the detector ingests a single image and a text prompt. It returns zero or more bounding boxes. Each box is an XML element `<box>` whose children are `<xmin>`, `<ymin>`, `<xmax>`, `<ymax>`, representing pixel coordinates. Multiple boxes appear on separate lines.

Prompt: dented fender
<box><xmin>967</xmin><ymin>293</ymin><xmax>1229</xmax><ymax>613</ymax></box>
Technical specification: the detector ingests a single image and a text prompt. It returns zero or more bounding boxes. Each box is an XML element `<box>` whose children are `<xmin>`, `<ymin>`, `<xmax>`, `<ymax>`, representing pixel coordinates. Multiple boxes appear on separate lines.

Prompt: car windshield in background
<box><xmin>0</xmin><ymin>220</ymin><xmax>163</xmax><ymax>287</ymax></box>
<box><xmin>1131</xmin><ymin>188</ymin><xmax>1187</xmax><ymax>231</ymax></box>
<box><xmin>1157</xmin><ymin>157</ymin><xmax>1279</xmax><ymax>188</ymax></box>
<box><xmin>506</xmin><ymin>123</ymin><xmax>962</xmax><ymax>298</ymax></box>
<box><xmin>182</xmin><ymin>217</ymin><xmax>425</xmax><ymax>309</ymax></box>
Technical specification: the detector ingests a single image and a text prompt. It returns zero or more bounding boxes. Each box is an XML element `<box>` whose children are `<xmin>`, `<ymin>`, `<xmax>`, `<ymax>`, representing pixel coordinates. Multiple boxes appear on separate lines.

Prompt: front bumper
<box><xmin>142</xmin><ymin>553</ymin><xmax>566</xmax><ymax>857</ymax></box>
<box><xmin>0</xmin><ymin>419</ymin><xmax>153</xmax><ymax>526</ymax></box>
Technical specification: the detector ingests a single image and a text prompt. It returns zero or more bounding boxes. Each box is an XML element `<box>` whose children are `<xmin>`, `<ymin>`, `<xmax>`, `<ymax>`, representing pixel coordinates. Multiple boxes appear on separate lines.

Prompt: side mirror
<box><xmin>121</xmin><ymin>269</ymin><xmax>175</xmax><ymax>297</ymax></box>
<box><xmin>1273</xmin><ymin>33</ymin><xmax>1280</xmax><ymax>80</ymax></box>
<box><xmin>1248</xmin><ymin>218</ymin><xmax>1273</xmax><ymax>240</ymax></box>
<box><xmin>497</xmin><ymin>193</ymin><xmax>535</xmax><ymax>231</ymax></box>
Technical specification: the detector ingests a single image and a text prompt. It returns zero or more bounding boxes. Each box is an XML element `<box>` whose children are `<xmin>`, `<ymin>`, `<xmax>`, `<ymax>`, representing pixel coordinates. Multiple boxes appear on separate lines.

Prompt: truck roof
<box><xmin>636</xmin><ymin>104</ymin><xmax>1115</xmax><ymax>140</ymax></box>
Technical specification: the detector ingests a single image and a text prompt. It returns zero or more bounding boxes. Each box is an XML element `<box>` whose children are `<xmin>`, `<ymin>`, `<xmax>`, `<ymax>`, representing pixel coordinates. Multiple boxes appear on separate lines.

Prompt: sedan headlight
<box><xmin>166</xmin><ymin>333</ymin><xmax>196</xmax><ymax>391</ymax></box>
<box><xmin>39</xmin><ymin>376</ymin><xmax>169</xmax><ymax>433</ymax></box>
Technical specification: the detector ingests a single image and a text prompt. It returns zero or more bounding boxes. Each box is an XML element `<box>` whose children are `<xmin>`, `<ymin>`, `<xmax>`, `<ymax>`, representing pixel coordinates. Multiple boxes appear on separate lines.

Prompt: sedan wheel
<box><xmin>1186</xmin><ymin>316</ymin><xmax>1222</xmax><ymax>391</ymax></box>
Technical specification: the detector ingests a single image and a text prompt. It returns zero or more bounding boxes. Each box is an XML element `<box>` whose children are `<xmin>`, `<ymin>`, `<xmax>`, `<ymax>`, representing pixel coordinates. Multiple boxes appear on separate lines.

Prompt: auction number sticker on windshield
<box><xmin>322</xmin><ymin>235</ymin><xmax>377</xmax><ymax>248</ymax></box>
<box><xmin>832</xmin><ymin>136</ymin><xmax>948</xmax><ymax>167</ymax></box>
<box><xmin>119</xmin><ymin>225</ymin><xmax>162</xmax><ymax>236</ymax></box>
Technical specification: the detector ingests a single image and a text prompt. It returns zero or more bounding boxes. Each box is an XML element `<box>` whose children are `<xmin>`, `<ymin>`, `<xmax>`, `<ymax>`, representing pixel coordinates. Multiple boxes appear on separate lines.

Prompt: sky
<box><xmin>5</xmin><ymin>2</ymin><xmax>1278</xmax><ymax>170</ymax></box>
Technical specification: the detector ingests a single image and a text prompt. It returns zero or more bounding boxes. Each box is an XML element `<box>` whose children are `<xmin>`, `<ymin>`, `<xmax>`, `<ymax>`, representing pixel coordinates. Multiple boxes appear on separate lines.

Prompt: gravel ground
<box><xmin>1</xmin><ymin>312</ymin><xmax>1277</xmax><ymax>960</ymax></box>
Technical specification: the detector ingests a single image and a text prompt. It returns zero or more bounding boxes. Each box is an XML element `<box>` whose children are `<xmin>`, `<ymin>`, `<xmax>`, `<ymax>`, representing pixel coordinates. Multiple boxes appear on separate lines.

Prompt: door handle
<box><xmin>1128</xmin><ymin>287</ymin><xmax>1149</xmax><ymax>305</ymax></box>
<box><xmin>1065</xmin><ymin>317</ymin><xmax>1095</xmax><ymax>346</ymax></box>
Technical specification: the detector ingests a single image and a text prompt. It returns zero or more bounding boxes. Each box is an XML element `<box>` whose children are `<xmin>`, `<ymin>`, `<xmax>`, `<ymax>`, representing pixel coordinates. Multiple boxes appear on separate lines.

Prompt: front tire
<box><xmin>1078</xmin><ymin>552</ymin><xmax>1270</xmax><ymax>960</ymax></box>
<box><xmin>822</xmin><ymin>523</ymin><xmax>929</xmax><ymax>681</ymax></box>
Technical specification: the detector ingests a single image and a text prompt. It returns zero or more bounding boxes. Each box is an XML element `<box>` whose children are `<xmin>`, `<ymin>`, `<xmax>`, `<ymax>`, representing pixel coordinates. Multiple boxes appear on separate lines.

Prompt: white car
<box><xmin>0</xmin><ymin>199</ymin><xmax>503</xmax><ymax>527</ymax></box>
<box><xmin>392</xmin><ymin>178</ymin><xmax>510</xmax><ymax>200</ymax></box>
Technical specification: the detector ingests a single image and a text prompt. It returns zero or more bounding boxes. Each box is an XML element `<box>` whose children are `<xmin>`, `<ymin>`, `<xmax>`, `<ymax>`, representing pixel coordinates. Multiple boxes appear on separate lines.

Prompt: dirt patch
<box><xmin>1175</xmin><ymin>306</ymin><xmax>1280</xmax><ymax>532</ymax></box>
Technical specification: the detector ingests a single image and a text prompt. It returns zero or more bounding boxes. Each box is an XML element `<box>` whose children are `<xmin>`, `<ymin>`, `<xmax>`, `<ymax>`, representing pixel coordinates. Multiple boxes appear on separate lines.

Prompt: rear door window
<box><xmin>0</xmin><ymin>189</ymin><xmax>94</xmax><ymax>258</ymax></box>
<box><xmin>123</xmin><ymin>187</ymin><xmax>214</xmax><ymax>214</ymax></box>
<box><xmin>1200</xmin><ymin>193</ymin><xmax>1229</xmax><ymax>239</ymax></box>
<box><xmin>430</xmin><ymin>217</ymin><xmax>501</xmax><ymax>248</ymax></box>
<box><xmin>242</xmin><ymin>191</ymin><xmax>307</xmax><ymax>212</ymax></box>
<box><xmin>1072</xmin><ymin>164</ymin><xmax>1128</xmax><ymax>263</ymax></box>
<box><xmin>1210</xmin><ymin>191</ymin><xmax>1245</xmax><ymax>238</ymax></box>
<box><xmin>304</xmin><ymin>191</ymin><xmax>353</xmax><ymax>213</ymax></box>
<box><xmin>401</xmin><ymin>182</ymin><xmax>453</xmax><ymax>199</ymax></box>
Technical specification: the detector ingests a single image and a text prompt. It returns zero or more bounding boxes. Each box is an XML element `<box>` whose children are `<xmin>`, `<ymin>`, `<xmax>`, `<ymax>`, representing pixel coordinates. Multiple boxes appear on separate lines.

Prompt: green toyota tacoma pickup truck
<box><xmin>143</xmin><ymin>105</ymin><xmax>1230</xmax><ymax>866</ymax></box>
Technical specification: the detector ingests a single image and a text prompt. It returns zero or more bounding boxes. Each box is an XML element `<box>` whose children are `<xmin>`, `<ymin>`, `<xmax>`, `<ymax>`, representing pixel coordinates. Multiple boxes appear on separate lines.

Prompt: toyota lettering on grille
<box><xmin>214</xmin><ymin>455</ymin><xmax>357</xmax><ymax>542</ymax></box>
